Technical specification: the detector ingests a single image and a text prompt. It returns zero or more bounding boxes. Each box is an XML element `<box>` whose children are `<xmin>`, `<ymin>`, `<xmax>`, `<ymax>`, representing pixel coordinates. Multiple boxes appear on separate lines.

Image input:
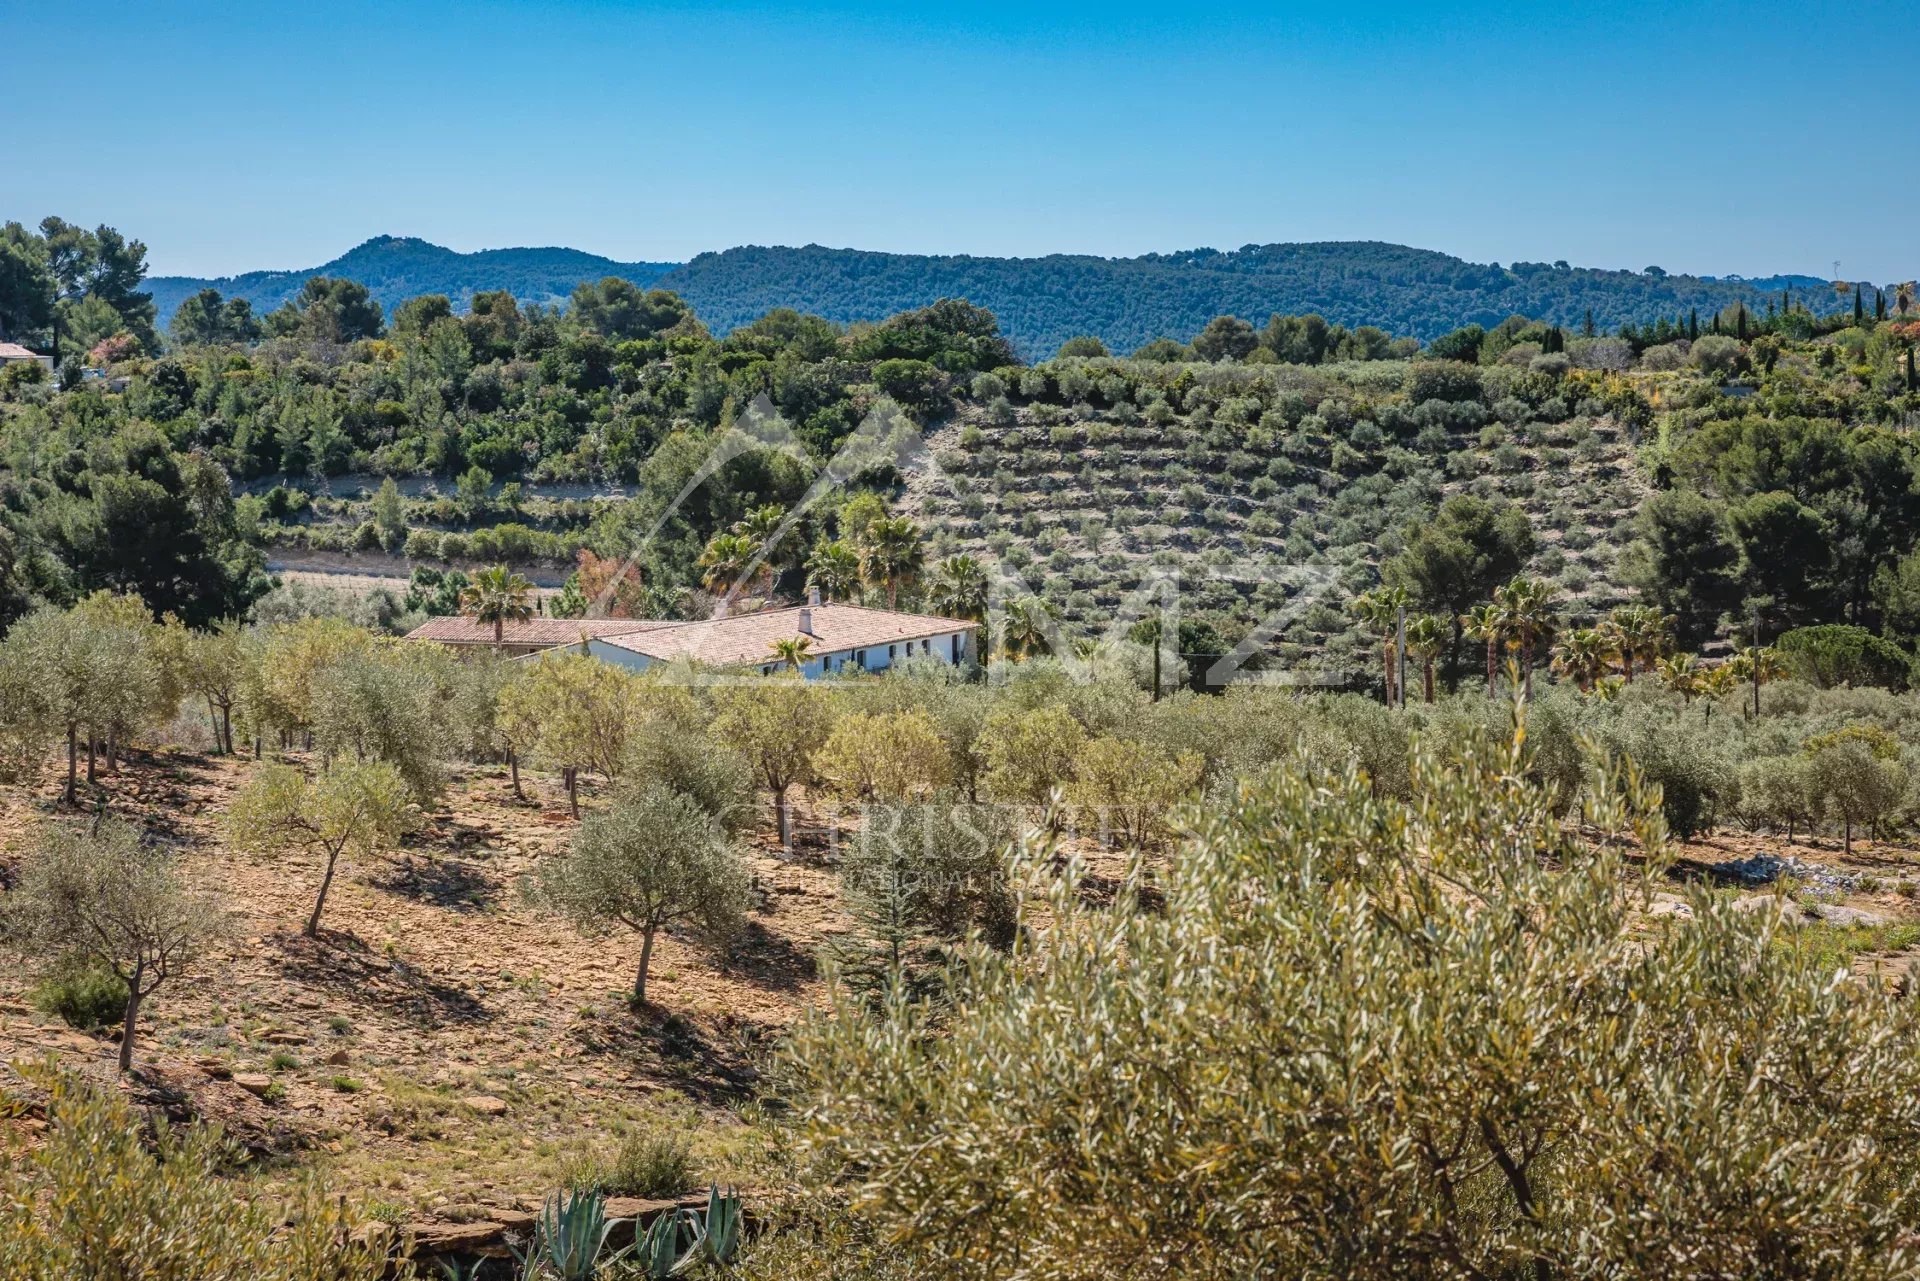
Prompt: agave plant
<box><xmin>635</xmin><ymin>1209</ymin><xmax>696</xmax><ymax>1279</ymax></box>
<box><xmin>631</xmin><ymin>1185</ymin><xmax>746</xmax><ymax>1278</ymax></box>
<box><xmin>514</xmin><ymin>1189</ymin><xmax>631</xmax><ymax>1281</ymax></box>
<box><xmin>697</xmin><ymin>1184</ymin><xmax>743</xmax><ymax>1265</ymax></box>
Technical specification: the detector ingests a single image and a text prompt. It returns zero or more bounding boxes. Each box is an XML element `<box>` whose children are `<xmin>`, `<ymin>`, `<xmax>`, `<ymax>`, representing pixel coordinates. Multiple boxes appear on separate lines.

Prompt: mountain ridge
<box><xmin>150</xmin><ymin>235</ymin><xmax>1873</xmax><ymax>358</ymax></box>
<box><xmin>146</xmin><ymin>234</ymin><xmax>680</xmax><ymax>327</ymax></box>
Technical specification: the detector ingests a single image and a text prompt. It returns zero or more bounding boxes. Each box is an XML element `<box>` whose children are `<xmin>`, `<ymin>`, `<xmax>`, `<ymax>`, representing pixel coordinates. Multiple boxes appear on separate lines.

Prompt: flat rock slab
<box><xmin>231</xmin><ymin>1073</ymin><xmax>275</xmax><ymax>1098</ymax></box>
<box><xmin>460</xmin><ymin>1094</ymin><xmax>509</xmax><ymax>1116</ymax></box>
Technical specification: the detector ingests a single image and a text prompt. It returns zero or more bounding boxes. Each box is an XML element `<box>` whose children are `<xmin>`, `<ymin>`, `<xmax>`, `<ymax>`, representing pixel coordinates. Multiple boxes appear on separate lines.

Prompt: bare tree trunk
<box><xmin>774</xmin><ymin>784</ymin><xmax>791</xmax><ymax>848</ymax></box>
<box><xmin>107</xmin><ymin>729</ymin><xmax>117</xmax><ymax>772</ymax></box>
<box><xmin>306</xmin><ymin>849</ymin><xmax>342</xmax><ymax>937</ymax></box>
<box><xmin>1424</xmin><ymin>662</ymin><xmax>1435</xmax><ymax>704</ymax></box>
<box><xmin>565</xmin><ymin>768</ymin><xmax>579</xmax><ymax>819</ymax></box>
<box><xmin>633</xmin><ymin>926</ymin><xmax>657</xmax><ymax>1006</ymax></box>
<box><xmin>86</xmin><ymin>734</ymin><xmax>97</xmax><ymax>783</ymax></box>
<box><xmin>509</xmin><ymin>747</ymin><xmax>525</xmax><ymax>802</ymax></box>
<box><xmin>208</xmin><ymin>698</ymin><xmax>223</xmax><ymax>753</ymax></box>
<box><xmin>118</xmin><ymin>964</ymin><xmax>144</xmax><ymax>1074</ymax></box>
<box><xmin>65</xmin><ymin>724</ymin><xmax>78</xmax><ymax>805</ymax></box>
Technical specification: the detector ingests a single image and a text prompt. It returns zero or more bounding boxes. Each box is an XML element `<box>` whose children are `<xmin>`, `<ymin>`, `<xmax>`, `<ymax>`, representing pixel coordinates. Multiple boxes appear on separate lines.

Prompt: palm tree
<box><xmin>1492</xmin><ymin>575</ymin><xmax>1556</xmax><ymax>699</ymax></box>
<box><xmin>698</xmin><ymin>531</ymin><xmax>756</xmax><ymax>600</ymax></box>
<box><xmin>459</xmin><ymin>564</ymin><xmax>534</xmax><ymax>648</ymax></box>
<box><xmin>1550</xmin><ymin>627</ymin><xmax>1615</xmax><ymax>693</ymax></box>
<box><xmin>1603</xmin><ymin>604</ymin><xmax>1669</xmax><ymax>683</ymax></box>
<box><xmin>806</xmin><ymin>540</ymin><xmax>864</xmax><ymax>603</ymax></box>
<box><xmin>1727</xmin><ymin>644</ymin><xmax>1788</xmax><ymax>717</ymax></box>
<box><xmin>735</xmin><ymin>503</ymin><xmax>795</xmax><ymax>592</ymax></box>
<box><xmin>1461</xmin><ymin>603</ymin><xmax>1504</xmax><ymax>697</ymax></box>
<box><xmin>1404</xmin><ymin>614</ymin><xmax>1447</xmax><ymax>704</ymax></box>
<box><xmin>769</xmin><ymin>636</ymin><xmax>815</xmax><ymax>673</ymax></box>
<box><xmin>925</xmin><ymin>554</ymin><xmax>989</xmax><ymax>622</ymax></box>
<box><xmin>1347</xmin><ymin>585</ymin><xmax>1408</xmax><ymax>706</ymax></box>
<box><xmin>859</xmin><ymin>516</ymin><xmax>925</xmax><ymax>610</ymax></box>
<box><xmin>1655</xmin><ymin>653</ymin><xmax>1704</xmax><ymax>704</ymax></box>
<box><xmin>1000</xmin><ymin>598</ymin><xmax>1055</xmax><ymax>659</ymax></box>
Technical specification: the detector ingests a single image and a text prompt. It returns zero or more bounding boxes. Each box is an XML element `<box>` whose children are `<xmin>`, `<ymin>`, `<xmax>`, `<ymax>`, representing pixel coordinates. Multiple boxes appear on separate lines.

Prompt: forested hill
<box><xmin>146</xmin><ymin>235</ymin><xmax>678</xmax><ymax>327</ymax></box>
<box><xmin>657</xmin><ymin>243</ymin><xmax>1854</xmax><ymax>356</ymax></box>
<box><xmin>150</xmin><ymin>235</ymin><xmax>1861</xmax><ymax>358</ymax></box>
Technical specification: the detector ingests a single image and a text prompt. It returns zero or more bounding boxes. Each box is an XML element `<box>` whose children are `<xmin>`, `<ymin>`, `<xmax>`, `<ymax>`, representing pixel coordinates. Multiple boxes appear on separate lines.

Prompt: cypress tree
<box><xmin>1877</xmin><ymin>289</ymin><xmax>1887</xmax><ymax>321</ymax></box>
<box><xmin>1737</xmin><ymin>304</ymin><xmax>1749</xmax><ymax>342</ymax></box>
<box><xmin>1582</xmin><ymin>307</ymin><xmax>1595</xmax><ymax>339</ymax></box>
<box><xmin>1688</xmin><ymin>308</ymin><xmax>1698</xmax><ymax>340</ymax></box>
<box><xmin>1855</xmin><ymin>285</ymin><xmax>1865</xmax><ymax>325</ymax></box>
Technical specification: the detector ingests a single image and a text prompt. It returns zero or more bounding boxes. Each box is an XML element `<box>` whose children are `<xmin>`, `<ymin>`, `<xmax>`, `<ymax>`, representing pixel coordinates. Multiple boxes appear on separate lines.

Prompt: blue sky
<box><xmin>2</xmin><ymin>0</ymin><xmax>1914</xmax><ymax>282</ymax></box>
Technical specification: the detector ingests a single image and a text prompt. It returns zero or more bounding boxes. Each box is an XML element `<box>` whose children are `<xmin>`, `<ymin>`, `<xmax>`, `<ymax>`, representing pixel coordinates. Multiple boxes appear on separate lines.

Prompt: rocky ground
<box><xmin>0</xmin><ymin>748</ymin><xmax>845</xmax><ymax>1232</ymax></box>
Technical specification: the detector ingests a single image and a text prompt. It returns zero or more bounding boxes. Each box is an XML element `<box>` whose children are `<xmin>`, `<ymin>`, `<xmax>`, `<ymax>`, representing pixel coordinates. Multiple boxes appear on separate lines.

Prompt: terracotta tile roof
<box><xmin>594</xmin><ymin>604</ymin><xmax>976</xmax><ymax>668</ymax></box>
<box><xmin>0</xmin><ymin>342</ymin><xmax>43</xmax><ymax>360</ymax></box>
<box><xmin>404</xmin><ymin>616</ymin><xmax>676</xmax><ymax>646</ymax></box>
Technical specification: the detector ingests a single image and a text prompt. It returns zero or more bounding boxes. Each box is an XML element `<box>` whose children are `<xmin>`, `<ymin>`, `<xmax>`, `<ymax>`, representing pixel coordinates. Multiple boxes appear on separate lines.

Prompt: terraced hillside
<box><xmin>902</xmin><ymin>357</ymin><xmax>1651</xmax><ymax>683</ymax></box>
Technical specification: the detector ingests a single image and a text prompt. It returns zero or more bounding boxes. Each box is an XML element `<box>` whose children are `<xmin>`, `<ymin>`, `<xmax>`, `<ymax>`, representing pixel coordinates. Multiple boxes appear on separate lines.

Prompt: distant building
<box><xmin>403</xmin><ymin>616</ymin><xmax>682</xmax><ymax>659</ymax></box>
<box><xmin>406</xmin><ymin>598</ymin><xmax>978</xmax><ymax>678</ymax></box>
<box><xmin>0</xmin><ymin>342</ymin><xmax>53</xmax><ymax>373</ymax></box>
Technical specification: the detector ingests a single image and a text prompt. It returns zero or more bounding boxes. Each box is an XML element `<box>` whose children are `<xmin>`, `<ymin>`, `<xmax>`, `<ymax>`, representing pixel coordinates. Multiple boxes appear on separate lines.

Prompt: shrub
<box><xmin>29</xmin><ymin>954</ymin><xmax>130</xmax><ymax>1031</ymax></box>
<box><xmin>780</xmin><ymin>727</ymin><xmax>1920</xmax><ymax>1278</ymax></box>
<box><xmin>564</xmin><ymin>1130</ymin><xmax>696</xmax><ymax>1198</ymax></box>
<box><xmin>0</xmin><ymin>1066</ymin><xmax>391</xmax><ymax>1279</ymax></box>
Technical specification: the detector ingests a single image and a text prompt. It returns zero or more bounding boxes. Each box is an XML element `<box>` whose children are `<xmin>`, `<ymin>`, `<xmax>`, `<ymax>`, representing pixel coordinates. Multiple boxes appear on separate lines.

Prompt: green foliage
<box><xmin>780</xmin><ymin>727</ymin><xmax>1920</xmax><ymax>1279</ymax></box>
<box><xmin>28</xmin><ymin>953</ymin><xmax>131</xmax><ymax>1031</ymax></box>
<box><xmin>529</xmin><ymin>785</ymin><xmax>751</xmax><ymax>1005</ymax></box>
<box><xmin>563</xmin><ymin>1130</ymin><xmax>696</xmax><ymax>1199</ymax></box>
<box><xmin>225</xmin><ymin>758</ymin><xmax>414</xmax><ymax>937</ymax></box>
<box><xmin>4</xmin><ymin>817</ymin><xmax>222</xmax><ymax>1070</ymax></box>
<box><xmin>1777</xmin><ymin>624</ymin><xmax>1913</xmax><ymax>691</ymax></box>
<box><xmin>0</xmin><ymin>1066</ymin><xmax>397</xmax><ymax>1280</ymax></box>
<box><xmin>517</xmin><ymin>1188</ymin><xmax>628</xmax><ymax>1281</ymax></box>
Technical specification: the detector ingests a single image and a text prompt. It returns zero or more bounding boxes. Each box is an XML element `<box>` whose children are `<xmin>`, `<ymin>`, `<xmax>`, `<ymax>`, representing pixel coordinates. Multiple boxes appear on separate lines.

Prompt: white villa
<box><xmin>406</xmin><ymin>597</ymin><xmax>978</xmax><ymax>679</ymax></box>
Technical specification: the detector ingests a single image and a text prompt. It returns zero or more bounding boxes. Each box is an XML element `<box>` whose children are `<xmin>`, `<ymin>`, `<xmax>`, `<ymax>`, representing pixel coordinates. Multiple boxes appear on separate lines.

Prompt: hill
<box><xmin>152</xmin><ymin>236</ymin><xmax>1866</xmax><ymax>358</ymax></box>
<box><xmin>147</xmin><ymin>235</ymin><xmax>678</xmax><ymax>325</ymax></box>
<box><xmin>657</xmin><ymin>242</ymin><xmax>1857</xmax><ymax>356</ymax></box>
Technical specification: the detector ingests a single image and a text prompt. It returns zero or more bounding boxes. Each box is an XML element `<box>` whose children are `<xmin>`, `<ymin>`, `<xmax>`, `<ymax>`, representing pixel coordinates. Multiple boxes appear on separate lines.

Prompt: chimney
<box><xmin>799</xmin><ymin>607</ymin><xmax>814</xmax><ymax>636</ymax></box>
<box><xmin>808</xmin><ymin>584</ymin><xmax>822</xmax><ymax>607</ymax></box>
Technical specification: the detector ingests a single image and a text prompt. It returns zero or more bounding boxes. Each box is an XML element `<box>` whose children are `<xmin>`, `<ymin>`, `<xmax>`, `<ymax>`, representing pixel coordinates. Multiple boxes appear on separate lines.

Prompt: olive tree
<box><xmin>1809</xmin><ymin>734</ymin><xmax>1908</xmax><ymax>854</ymax></box>
<box><xmin>498</xmin><ymin>651</ymin><xmax>637</xmax><ymax>817</ymax></box>
<box><xmin>529</xmin><ymin>786</ymin><xmax>751</xmax><ymax>1006</ymax></box>
<box><xmin>981</xmin><ymin>704</ymin><xmax>1086</xmax><ymax>816</ymax></box>
<box><xmin>4</xmin><ymin>819</ymin><xmax>222</xmax><ymax>1072</ymax></box>
<box><xmin>815</xmin><ymin>709</ymin><xmax>950</xmax><ymax>801</ymax></box>
<box><xmin>309</xmin><ymin>646</ymin><xmax>450</xmax><ymax>801</ymax></box>
<box><xmin>781</xmin><ymin>727</ymin><xmax>1920</xmax><ymax>1279</ymax></box>
<box><xmin>1065</xmin><ymin>734</ymin><xmax>1205</xmax><ymax>851</ymax></box>
<box><xmin>225</xmin><ymin>760</ymin><xmax>412</xmax><ymax>937</ymax></box>
<box><xmin>714</xmin><ymin>678</ymin><xmax>834</xmax><ymax>845</ymax></box>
